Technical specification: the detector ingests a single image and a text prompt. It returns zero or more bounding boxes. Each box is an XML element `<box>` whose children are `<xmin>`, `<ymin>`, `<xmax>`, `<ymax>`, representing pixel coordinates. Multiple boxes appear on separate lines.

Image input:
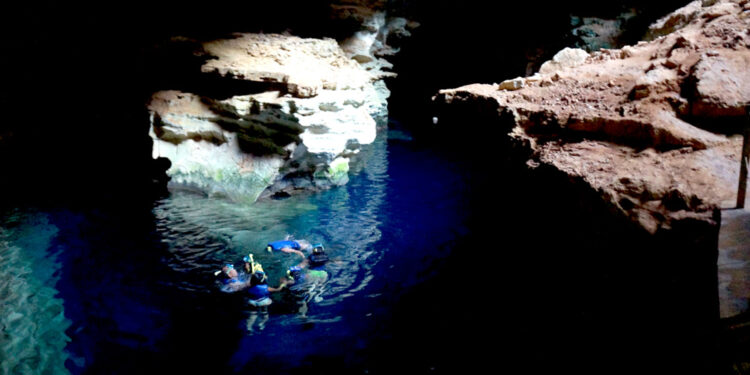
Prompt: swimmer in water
<box><xmin>265</xmin><ymin>235</ymin><xmax>312</xmax><ymax>258</ymax></box>
<box><xmin>245</xmin><ymin>266</ymin><xmax>288</xmax><ymax>333</ymax></box>
<box><xmin>283</xmin><ymin>245</ymin><xmax>330</xmax><ymax>316</ymax></box>
<box><xmin>218</xmin><ymin>264</ymin><xmax>246</xmax><ymax>292</ymax></box>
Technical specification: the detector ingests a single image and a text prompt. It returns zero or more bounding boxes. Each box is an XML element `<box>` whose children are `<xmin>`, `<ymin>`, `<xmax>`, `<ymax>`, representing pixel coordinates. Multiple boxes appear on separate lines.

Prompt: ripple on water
<box><xmin>0</xmin><ymin>210</ymin><xmax>72</xmax><ymax>375</ymax></box>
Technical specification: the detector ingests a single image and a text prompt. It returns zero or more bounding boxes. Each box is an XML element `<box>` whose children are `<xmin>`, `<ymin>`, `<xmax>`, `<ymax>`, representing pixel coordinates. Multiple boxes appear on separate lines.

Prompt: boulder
<box><xmin>690</xmin><ymin>51</ymin><xmax>750</xmax><ymax>118</ymax></box>
<box><xmin>538</xmin><ymin>47</ymin><xmax>590</xmax><ymax>74</ymax></box>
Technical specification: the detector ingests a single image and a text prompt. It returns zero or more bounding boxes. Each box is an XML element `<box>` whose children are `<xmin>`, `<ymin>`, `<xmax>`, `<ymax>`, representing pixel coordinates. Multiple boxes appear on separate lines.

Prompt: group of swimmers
<box><xmin>216</xmin><ymin>236</ymin><xmax>330</xmax><ymax>332</ymax></box>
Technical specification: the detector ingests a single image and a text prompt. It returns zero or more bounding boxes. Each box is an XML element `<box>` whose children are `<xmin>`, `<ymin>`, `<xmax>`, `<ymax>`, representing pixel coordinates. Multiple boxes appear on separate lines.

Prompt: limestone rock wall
<box><xmin>148</xmin><ymin>31</ymin><xmax>398</xmax><ymax>202</ymax></box>
<box><xmin>432</xmin><ymin>3</ymin><xmax>750</xmax><ymax>366</ymax></box>
<box><xmin>435</xmin><ymin>0</ymin><xmax>750</xmax><ymax>236</ymax></box>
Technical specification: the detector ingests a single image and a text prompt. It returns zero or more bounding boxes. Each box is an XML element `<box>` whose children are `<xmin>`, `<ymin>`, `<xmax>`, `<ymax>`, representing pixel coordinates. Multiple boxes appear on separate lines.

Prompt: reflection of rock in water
<box><xmin>316</xmin><ymin>131</ymin><xmax>388</xmax><ymax>303</ymax></box>
<box><xmin>0</xmin><ymin>212</ymin><xmax>72</xmax><ymax>374</ymax></box>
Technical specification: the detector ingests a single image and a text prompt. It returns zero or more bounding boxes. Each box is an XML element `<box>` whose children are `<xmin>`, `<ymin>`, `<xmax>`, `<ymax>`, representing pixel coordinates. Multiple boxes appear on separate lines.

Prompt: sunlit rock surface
<box><xmin>435</xmin><ymin>0</ymin><xmax>750</xmax><ymax>235</ymax></box>
<box><xmin>338</xmin><ymin>10</ymin><xmax>416</xmax><ymax>80</ymax></box>
<box><xmin>149</xmin><ymin>33</ymin><xmax>395</xmax><ymax>201</ymax></box>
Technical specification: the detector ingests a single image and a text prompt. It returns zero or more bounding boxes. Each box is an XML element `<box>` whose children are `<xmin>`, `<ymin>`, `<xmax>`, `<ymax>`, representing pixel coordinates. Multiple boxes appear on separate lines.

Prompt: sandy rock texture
<box><xmin>202</xmin><ymin>34</ymin><xmax>372</xmax><ymax>98</ymax></box>
<box><xmin>434</xmin><ymin>0</ymin><xmax>750</xmax><ymax>235</ymax></box>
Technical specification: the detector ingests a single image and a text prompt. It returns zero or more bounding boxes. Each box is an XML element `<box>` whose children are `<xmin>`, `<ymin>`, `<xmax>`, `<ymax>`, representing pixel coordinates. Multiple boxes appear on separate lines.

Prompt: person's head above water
<box><xmin>222</xmin><ymin>264</ymin><xmax>238</xmax><ymax>279</ymax></box>
<box><xmin>308</xmin><ymin>244</ymin><xmax>328</xmax><ymax>267</ymax></box>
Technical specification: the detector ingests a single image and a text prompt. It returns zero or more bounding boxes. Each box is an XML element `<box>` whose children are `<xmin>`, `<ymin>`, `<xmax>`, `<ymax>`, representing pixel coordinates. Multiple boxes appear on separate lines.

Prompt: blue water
<box><xmin>0</xmin><ymin>129</ymin><xmax>474</xmax><ymax>374</ymax></box>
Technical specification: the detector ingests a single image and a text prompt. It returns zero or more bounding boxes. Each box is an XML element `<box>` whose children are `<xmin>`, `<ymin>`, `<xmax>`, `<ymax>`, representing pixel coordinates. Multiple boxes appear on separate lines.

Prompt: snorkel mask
<box><xmin>214</xmin><ymin>263</ymin><xmax>235</xmax><ymax>277</ymax></box>
<box><xmin>312</xmin><ymin>244</ymin><xmax>325</xmax><ymax>253</ymax></box>
<box><xmin>224</xmin><ymin>264</ymin><xmax>234</xmax><ymax>275</ymax></box>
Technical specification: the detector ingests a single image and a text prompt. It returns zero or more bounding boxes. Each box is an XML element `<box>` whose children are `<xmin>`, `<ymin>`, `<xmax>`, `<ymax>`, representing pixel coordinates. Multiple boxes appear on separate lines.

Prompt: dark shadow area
<box><xmin>0</xmin><ymin>0</ymin><xmax>347</xmax><ymax>207</ymax></box>
<box><xmin>354</xmin><ymin>116</ymin><xmax>721</xmax><ymax>374</ymax></box>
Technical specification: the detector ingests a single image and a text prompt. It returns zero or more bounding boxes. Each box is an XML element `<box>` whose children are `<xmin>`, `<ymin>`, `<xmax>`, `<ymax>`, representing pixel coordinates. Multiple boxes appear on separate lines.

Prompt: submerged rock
<box><xmin>149</xmin><ymin>32</ymin><xmax>396</xmax><ymax>202</ymax></box>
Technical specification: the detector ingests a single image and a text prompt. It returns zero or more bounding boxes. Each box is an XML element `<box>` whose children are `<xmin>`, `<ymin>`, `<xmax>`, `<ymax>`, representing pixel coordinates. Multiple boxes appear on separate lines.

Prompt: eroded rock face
<box><xmin>149</xmin><ymin>32</ymin><xmax>394</xmax><ymax>202</ymax></box>
<box><xmin>434</xmin><ymin>0</ymin><xmax>750</xmax><ymax>236</ymax></box>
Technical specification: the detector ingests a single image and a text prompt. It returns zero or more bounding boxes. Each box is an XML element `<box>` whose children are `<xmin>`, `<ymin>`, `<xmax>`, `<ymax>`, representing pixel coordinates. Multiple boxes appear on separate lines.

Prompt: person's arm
<box><xmin>268</xmin><ymin>278</ymin><xmax>289</xmax><ymax>292</ymax></box>
<box><xmin>296</xmin><ymin>258</ymin><xmax>310</xmax><ymax>269</ymax></box>
<box><xmin>280</xmin><ymin>247</ymin><xmax>305</xmax><ymax>258</ymax></box>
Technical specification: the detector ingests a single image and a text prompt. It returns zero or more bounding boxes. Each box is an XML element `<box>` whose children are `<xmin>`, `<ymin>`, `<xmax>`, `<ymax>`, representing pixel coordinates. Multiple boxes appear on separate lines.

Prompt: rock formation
<box><xmin>148</xmin><ymin>29</ymin><xmax>406</xmax><ymax>202</ymax></box>
<box><xmin>434</xmin><ymin>0</ymin><xmax>750</xmax><ymax>236</ymax></box>
<box><xmin>433</xmin><ymin>3</ymin><xmax>749</xmax><ymax>367</ymax></box>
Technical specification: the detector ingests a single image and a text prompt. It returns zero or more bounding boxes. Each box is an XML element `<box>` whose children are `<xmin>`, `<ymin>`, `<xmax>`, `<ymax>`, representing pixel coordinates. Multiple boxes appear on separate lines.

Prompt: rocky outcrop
<box><xmin>434</xmin><ymin>0</ymin><xmax>750</xmax><ymax>236</ymax></box>
<box><xmin>149</xmin><ymin>32</ymin><xmax>396</xmax><ymax>202</ymax></box>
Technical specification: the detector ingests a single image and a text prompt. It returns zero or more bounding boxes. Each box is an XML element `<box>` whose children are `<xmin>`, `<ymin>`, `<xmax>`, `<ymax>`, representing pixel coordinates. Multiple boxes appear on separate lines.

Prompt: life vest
<box><xmin>247</xmin><ymin>284</ymin><xmax>270</xmax><ymax>301</ymax></box>
<box><xmin>267</xmin><ymin>240</ymin><xmax>300</xmax><ymax>252</ymax></box>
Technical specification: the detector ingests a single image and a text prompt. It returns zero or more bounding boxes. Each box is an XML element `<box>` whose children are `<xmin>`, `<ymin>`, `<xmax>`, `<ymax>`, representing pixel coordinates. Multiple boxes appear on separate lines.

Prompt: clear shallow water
<box><xmin>0</xmin><ymin>130</ymin><xmax>473</xmax><ymax>374</ymax></box>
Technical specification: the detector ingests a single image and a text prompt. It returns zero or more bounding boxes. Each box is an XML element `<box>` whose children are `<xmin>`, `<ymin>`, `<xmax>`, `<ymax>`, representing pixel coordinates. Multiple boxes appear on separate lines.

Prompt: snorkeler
<box><xmin>265</xmin><ymin>235</ymin><xmax>312</xmax><ymax>257</ymax></box>
<box><xmin>217</xmin><ymin>264</ymin><xmax>246</xmax><ymax>292</ymax></box>
<box><xmin>283</xmin><ymin>245</ymin><xmax>330</xmax><ymax>316</ymax></box>
<box><xmin>215</xmin><ymin>254</ymin><xmax>281</xmax><ymax>294</ymax></box>
<box><xmin>306</xmin><ymin>244</ymin><xmax>329</xmax><ymax>270</ymax></box>
<box><xmin>246</xmin><ymin>269</ymin><xmax>288</xmax><ymax>307</ymax></box>
<box><xmin>244</xmin><ymin>262</ymin><xmax>288</xmax><ymax>334</ymax></box>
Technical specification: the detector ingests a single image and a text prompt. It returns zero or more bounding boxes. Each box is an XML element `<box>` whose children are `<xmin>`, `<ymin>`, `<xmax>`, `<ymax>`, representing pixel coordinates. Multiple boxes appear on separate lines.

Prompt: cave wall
<box><xmin>0</xmin><ymin>0</ymin><xmax>693</xmax><ymax>205</ymax></box>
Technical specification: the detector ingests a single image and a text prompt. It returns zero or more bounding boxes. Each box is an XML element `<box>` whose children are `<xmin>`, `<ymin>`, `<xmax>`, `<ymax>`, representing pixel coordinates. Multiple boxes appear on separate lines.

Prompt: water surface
<box><xmin>0</xmin><ymin>129</ymin><xmax>473</xmax><ymax>374</ymax></box>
